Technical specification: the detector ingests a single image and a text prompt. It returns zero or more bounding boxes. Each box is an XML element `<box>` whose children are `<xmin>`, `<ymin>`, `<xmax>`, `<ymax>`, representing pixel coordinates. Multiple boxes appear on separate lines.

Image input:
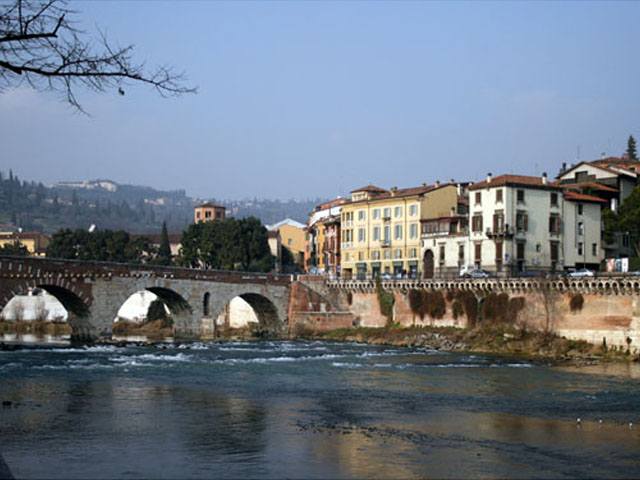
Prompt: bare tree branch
<box><xmin>0</xmin><ymin>0</ymin><xmax>197</xmax><ymax>112</ymax></box>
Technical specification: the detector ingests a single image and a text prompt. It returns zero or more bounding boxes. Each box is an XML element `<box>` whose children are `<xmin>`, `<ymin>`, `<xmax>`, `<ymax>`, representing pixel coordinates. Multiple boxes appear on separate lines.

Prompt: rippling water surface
<box><xmin>1</xmin><ymin>340</ymin><xmax>639</xmax><ymax>479</ymax></box>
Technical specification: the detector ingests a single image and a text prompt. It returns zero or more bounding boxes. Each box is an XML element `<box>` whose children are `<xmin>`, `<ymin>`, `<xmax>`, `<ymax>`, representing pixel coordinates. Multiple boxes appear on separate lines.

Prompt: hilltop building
<box><xmin>194</xmin><ymin>202</ymin><xmax>226</xmax><ymax>224</ymax></box>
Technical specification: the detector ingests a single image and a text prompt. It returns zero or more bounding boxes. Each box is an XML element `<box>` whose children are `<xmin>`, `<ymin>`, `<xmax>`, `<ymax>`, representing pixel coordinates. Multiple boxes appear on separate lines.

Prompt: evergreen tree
<box><xmin>156</xmin><ymin>221</ymin><xmax>172</xmax><ymax>265</ymax></box>
<box><xmin>627</xmin><ymin>135</ymin><xmax>638</xmax><ymax>161</ymax></box>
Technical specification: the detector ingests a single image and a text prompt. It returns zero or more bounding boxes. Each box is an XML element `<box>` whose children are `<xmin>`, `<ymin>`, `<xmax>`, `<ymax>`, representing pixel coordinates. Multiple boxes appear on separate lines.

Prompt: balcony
<box><xmin>485</xmin><ymin>226</ymin><xmax>514</xmax><ymax>239</ymax></box>
<box><xmin>382</xmin><ymin>216</ymin><xmax>391</xmax><ymax>222</ymax></box>
<box><xmin>381</xmin><ymin>239</ymin><xmax>391</xmax><ymax>247</ymax></box>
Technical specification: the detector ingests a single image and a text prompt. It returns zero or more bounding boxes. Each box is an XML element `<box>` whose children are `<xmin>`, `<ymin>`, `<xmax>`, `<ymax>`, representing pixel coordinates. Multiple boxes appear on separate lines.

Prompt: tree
<box><xmin>156</xmin><ymin>220</ymin><xmax>172</xmax><ymax>265</ymax></box>
<box><xmin>627</xmin><ymin>135</ymin><xmax>638</xmax><ymax>161</ymax></box>
<box><xmin>0</xmin><ymin>0</ymin><xmax>196</xmax><ymax>112</ymax></box>
<box><xmin>607</xmin><ymin>183</ymin><xmax>640</xmax><ymax>257</ymax></box>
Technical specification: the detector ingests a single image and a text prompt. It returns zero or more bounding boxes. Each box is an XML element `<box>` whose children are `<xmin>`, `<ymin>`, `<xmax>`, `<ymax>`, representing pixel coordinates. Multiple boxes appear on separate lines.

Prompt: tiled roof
<box><xmin>563</xmin><ymin>191</ymin><xmax>607</xmax><ymax>203</ymax></box>
<box><xmin>560</xmin><ymin>182</ymin><xmax>619</xmax><ymax>193</ymax></box>
<box><xmin>195</xmin><ymin>201</ymin><xmax>225</xmax><ymax>209</ymax></box>
<box><xmin>560</xmin><ymin>161</ymin><xmax>637</xmax><ymax>179</ymax></box>
<box><xmin>469</xmin><ymin>174</ymin><xmax>561</xmax><ymax>190</ymax></box>
<box><xmin>350</xmin><ymin>185</ymin><xmax>388</xmax><ymax>194</ymax></box>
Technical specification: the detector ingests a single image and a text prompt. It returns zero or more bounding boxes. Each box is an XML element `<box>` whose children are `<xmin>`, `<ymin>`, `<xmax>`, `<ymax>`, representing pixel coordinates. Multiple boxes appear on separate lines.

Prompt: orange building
<box><xmin>194</xmin><ymin>202</ymin><xmax>226</xmax><ymax>224</ymax></box>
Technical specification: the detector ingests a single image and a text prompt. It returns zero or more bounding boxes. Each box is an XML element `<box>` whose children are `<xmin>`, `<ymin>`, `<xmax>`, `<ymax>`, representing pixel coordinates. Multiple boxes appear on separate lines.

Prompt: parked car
<box><xmin>468</xmin><ymin>269</ymin><xmax>493</xmax><ymax>279</ymax></box>
<box><xmin>567</xmin><ymin>268</ymin><xmax>596</xmax><ymax>278</ymax></box>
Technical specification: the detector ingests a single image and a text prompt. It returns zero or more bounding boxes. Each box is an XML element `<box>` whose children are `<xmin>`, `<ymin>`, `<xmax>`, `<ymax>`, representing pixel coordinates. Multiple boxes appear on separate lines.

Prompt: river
<box><xmin>1</xmin><ymin>339</ymin><xmax>639</xmax><ymax>479</ymax></box>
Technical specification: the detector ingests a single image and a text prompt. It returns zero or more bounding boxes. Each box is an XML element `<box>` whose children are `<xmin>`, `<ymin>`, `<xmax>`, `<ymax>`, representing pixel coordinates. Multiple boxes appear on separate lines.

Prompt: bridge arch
<box><xmin>212</xmin><ymin>291</ymin><xmax>283</xmax><ymax>338</ymax></box>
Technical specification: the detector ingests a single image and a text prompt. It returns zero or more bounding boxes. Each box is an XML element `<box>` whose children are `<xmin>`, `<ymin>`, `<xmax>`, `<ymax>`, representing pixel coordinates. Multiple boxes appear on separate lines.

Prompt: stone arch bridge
<box><xmin>0</xmin><ymin>256</ymin><xmax>293</xmax><ymax>342</ymax></box>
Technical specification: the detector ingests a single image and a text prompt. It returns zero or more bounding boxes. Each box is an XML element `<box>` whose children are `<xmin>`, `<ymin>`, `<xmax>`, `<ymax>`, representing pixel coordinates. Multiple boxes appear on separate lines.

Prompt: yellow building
<box><xmin>0</xmin><ymin>232</ymin><xmax>50</xmax><ymax>256</ymax></box>
<box><xmin>340</xmin><ymin>183</ymin><xmax>458</xmax><ymax>279</ymax></box>
<box><xmin>267</xmin><ymin>218</ymin><xmax>306</xmax><ymax>265</ymax></box>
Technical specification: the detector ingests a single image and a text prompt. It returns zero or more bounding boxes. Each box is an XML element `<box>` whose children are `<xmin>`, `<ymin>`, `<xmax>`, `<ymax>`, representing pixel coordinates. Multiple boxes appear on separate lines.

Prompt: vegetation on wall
<box><xmin>569</xmin><ymin>293</ymin><xmax>585</xmax><ymax>313</ymax></box>
<box><xmin>481</xmin><ymin>293</ymin><xmax>526</xmax><ymax>326</ymax></box>
<box><xmin>375</xmin><ymin>277</ymin><xmax>395</xmax><ymax>325</ymax></box>
<box><xmin>451</xmin><ymin>290</ymin><xmax>479</xmax><ymax>325</ymax></box>
<box><xmin>407</xmin><ymin>289</ymin><xmax>447</xmax><ymax>320</ymax></box>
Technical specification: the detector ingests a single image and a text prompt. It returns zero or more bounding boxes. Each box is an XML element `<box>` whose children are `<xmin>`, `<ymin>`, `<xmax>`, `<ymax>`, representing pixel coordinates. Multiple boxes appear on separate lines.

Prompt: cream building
<box><xmin>340</xmin><ymin>182</ymin><xmax>459</xmax><ymax>279</ymax></box>
<box><xmin>465</xmin><ymin>173</ymin><xmax>604</xmax><ymax>276</ymax></box>
<box><xmin>267</xmin><ymin>219</ymin><xmax>306</xmax><ymax>265</ymax></box>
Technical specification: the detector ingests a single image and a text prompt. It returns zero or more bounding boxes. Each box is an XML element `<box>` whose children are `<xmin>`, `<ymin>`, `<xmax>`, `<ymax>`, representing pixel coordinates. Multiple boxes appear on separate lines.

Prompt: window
<box><xmin>196</xmin><ymin>212</ymin><xmax>201</xmax><ymax>219</ymax></box>
<box><xmin>358</xmin><ymin>228</ymin><xmax>366</xmax><ymax>242</ymax></box>
<box><xmin>395</xmin><ymin>249</ymin><xmax>402</xmax><ymax>259</ymax></box>
<box><xmin>343</xmin><ymin>230</ymin><xmax>352</xmax><ymax>242</ymax></box>
<box><xmin>409</xmin><ymin>204</ymin><xmax>418</xmax><ymax>216</ymax></box>
<box><xmin>550</xmin><ymin>192</ymin><xmax>558</xmax><ymax>207</ymax></box>
<box><xmin>474</xmin><ymin>243</ymin><xmax>482</xmax><ymax>262</ymax></box>
<box><xmin>550</xmin><ymin>242</ymin><xmax>559</xmax><ymax>262</ymax></box>
<box><xmin>384</xmin><ymin>249</ymin><xmax>392</xmax><ymax>259</ymax></box>
<box><xmin>592</xmin><ymin>243</ymin><xmax>597</xmax><ymax>256</ymax></box>
<box><xmin>475</xmin><ymin>192</ymin><xmax>482</xmax><ymax>205</ymax></box>
<box><xmin>496</xmin><ymin>189</ymin><xmax>503</xmax><ymax>203</ymax></box>
<box><xmin>517</xmin><ymin>190</ymin><xmax>525</xmax><ymax>203</ymax></box>
<box><xmin>516</xmin><ymin>242</ymin><xmax>525</xmax><ymax>260</ymax></box>
<box><xmin>578</xmin><ymin>203</ymin><xmax>583</xmax><ymax>215</ymax></box>
<box><xmin>495</xmin><ymin>241</ymin><xmax>503</xmax><ymax>262</ymax></box>
<box><xmin>578</xmin><ymin>242</ymin><xmax>583</xmax><ymax>256</ymax></box>
<box><xmin>358</xmin><ymin>210</ymin><xmax>366</xmax><ymax>221</ymax></box>
<box><xmin>373</xmin><ymin>226</ymin><xmax>380</xmax><ymax>241</ymax></box>
<box><xmin>205</xmin><ymin>211</ymin><xmax>212</xmax><ymax>218</ymax></box>
<box><xmin>383</xmin><ymin>207</ymin><xmax>391</xmax><ymax>218</ymax></box>
<box><xmin>372</xmin><ymin>250</ymin><xmax>380</xmax><ymax>260</ymax></box>
<box><xmin>458</xmin><ymin>244</ymin><xmax>464</xmax><ymax>261</ymax></box>
<box><xmin>472</xmin><ymin>214</ymin><xmax>483</xmax><ymax>232</ymax></box>
<box><xmin>549</xmin><ymin>214</ymin><xmax>561</xmax><ymax>234</ymax></box>
<box><xmin>288</xmin><ymin>238</ymin><xmax>293</xmax><ymax>246</ymax></box>
<box><xmin>394</xmin><ymin>224</ymin><xmax>403</xmax><ymax>240</ymax></box>
<box><xmin>394</xmin><ymin>206</ymin><xmax>402</xmax><ymax>218</ymax></box>
<box><xmin>410</xmin><ymin>223</ymin><xmax>418</xmax><ymax>239</ymax></box>
<box><xmin>358</xmin><ymin>251</ymin><xmax>364</xmax><ymax>261</ymax></box>
<box><xmin>373</xmin><ymin>209</ymin><xmax>380</xmax><ymax>219</ymax></box>
<box><xmin>383</xmin><ymin>226</ymin><xmax>390</xmax><ymax>242</ymax></box>
<box><xmin>439</xmin><ymin>245</ymin><xmax>445</xmax><ymax>263</ymax></box>
<box><xmin>493</xmin><ymin>211</ymin><xmax>505</xmax><ymax>233</ymax></box>
<box><xmin>516</xmin><ymin>211</ymin><xmax>528</xmax><ymax>231</ymax></box>
<box><xmin>409</xmin><ymin>248</ymin><xmax>417</xmax><ymax>258</ymax></box>
<box><xmin>578</xmin><ymin>222</ymin><xmax>584</xmax><ymax>236</ymax></box>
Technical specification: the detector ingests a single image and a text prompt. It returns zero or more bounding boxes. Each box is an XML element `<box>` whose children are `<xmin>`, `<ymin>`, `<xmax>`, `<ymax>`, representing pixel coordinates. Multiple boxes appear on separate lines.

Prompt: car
<box><xmin>567</xmin><ymin>268</ymin><xmax>596</xmax><ymax>278</ymax></box>
<box><xmin>468</xmin><ymin>269</ymin><xmax>493</xmax><ymax>279</ymax></box>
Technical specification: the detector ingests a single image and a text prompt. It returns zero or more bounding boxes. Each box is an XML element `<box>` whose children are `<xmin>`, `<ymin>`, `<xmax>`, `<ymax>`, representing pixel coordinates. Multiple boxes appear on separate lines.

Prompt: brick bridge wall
<box><xmin>0</xmin><ymin>256</ymin><xmax>292</xmax><ymax>342</ymax></box>
<box><xmin>324</xmin><ymin>278</ymin><xmax>640</xmax><ymax>352</ymax></box>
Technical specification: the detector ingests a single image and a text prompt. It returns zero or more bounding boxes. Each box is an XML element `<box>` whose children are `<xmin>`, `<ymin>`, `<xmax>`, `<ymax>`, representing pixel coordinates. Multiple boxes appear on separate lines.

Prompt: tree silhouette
<box><xmin>0</xmin><ymin>0</ymin><xmax>196</xmax><ymax>112</ymax></box>
<box><xmin>626</xmin><ymin>135</ymin><xmax>638</xmax><ymax>161</ymax></box>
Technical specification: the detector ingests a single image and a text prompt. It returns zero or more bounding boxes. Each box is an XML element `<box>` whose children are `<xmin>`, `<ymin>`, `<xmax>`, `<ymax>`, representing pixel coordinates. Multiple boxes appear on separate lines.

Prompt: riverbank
<box><xmin>305</xmin><ymin>325</ymin><xmax>639</xmax><ymax>366</ymax></box>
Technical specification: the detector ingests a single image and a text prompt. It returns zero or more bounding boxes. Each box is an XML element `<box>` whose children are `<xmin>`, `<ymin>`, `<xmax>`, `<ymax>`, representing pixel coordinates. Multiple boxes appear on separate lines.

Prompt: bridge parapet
<box><xmin>0</xmin><ymin>256</ymin><xmax>292</xmax><ymax>286</ymax></box>
<box><xmin>327</xmin><ymin>277</ymin><xmax>640</xmax><ymax>296</ymax></box>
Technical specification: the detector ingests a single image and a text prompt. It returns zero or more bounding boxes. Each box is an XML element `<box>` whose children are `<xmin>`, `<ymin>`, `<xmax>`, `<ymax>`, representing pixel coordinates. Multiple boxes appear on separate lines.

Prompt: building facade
<box><xmin>340</xmin><ymin>183</ymin><xmax>459</xmax><ymax>279</ymax></box>
<box><xmin>305</xmin><ymin>198</ymin><xmax>345</xmax><ymax>275</ymax></box>
<box><xmin>194</xmin><ymin>202</ymin><xmax>226</xmax><ymax>224</ymax></box>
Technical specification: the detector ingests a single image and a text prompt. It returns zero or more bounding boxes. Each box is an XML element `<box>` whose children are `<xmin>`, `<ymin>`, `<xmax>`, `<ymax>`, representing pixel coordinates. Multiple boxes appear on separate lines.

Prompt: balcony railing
<box><xmin>485</xmin><ymin>226</ymin><xmax>514</xmax><ymax>239</ymax></box>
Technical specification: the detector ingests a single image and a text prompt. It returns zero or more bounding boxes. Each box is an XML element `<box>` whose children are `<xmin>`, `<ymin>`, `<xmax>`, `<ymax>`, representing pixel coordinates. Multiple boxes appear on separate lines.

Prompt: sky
<box><xmin>1</xmin><ymin>0</ymin><xmax>640</xmax><ymax>201</ymax></box>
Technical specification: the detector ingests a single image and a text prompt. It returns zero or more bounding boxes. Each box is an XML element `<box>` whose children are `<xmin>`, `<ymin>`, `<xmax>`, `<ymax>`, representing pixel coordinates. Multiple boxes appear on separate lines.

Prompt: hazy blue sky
<box><xmin>1</xmin><ymin>1</ymin><xmax>639</xmax><ymax>200</ymax></box>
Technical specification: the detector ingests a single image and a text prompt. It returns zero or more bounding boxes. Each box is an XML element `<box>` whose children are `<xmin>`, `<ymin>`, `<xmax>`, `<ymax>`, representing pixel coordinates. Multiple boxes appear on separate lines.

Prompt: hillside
<box><xmin>0</xmin><ymin>171</ymin><xmax>323</xmax><ymax>235</ymax></box>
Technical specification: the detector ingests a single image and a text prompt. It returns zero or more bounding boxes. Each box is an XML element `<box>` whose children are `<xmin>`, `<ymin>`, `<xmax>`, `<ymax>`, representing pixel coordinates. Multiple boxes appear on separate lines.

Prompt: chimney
<box><xmin>487</xmin><ymin>173</ymin><xmax>492</xmax><ymax>183</ymax></box>
<box><xmin>391</xmin><ymin>186</ymin><xmax>398</xmax><ymax>196</ymax></box>
<box><xmin>542</xmin><ymin>172</ymin><xmax>547</xmax><ymax>185</ymax></box>
<box><xmin>450</xmin><ymin>178</ymin><xmax>455</xmax><ymax>184</ymax></box>
<box><xmin>435</xmin><ymin>180</ymin><xmax>440</xmax><ymax>188</ymax></box>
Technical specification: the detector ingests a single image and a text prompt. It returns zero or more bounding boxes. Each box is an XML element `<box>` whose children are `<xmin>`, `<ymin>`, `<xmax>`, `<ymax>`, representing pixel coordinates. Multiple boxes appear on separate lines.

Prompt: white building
<box><xmin>464</xmin><ymin>173</ymin><xmax>604</xmax><ymax>276</ymax></box>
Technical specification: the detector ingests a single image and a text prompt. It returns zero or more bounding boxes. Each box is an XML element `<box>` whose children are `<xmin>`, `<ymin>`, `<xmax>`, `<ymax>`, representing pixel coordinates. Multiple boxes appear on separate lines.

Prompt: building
<box><xmin>0</xmin><ymin>232</ymin><xmax>50</xmax><ymax>256</ymax></box>
<box><xmin>267</xmin><ymin>230</ymin><xmax>282</xmax><ymax>272</ymax></box>
<box><xmin>557</xmin><ymin>157</ymin><xmax>639</xmax><ymax>260</ymax></box>
<box><xmin>305</xmin><ymin>198</ymin><xmax>346</xmax><ymax>275</ymax></box>
<box><xmin>340</xmin><ymin>182</ymin><xmax>459</xmax><ymax>279</ymax></box>
<box><xmin>420</xmin><ymin>193</ymin><xmax>470</xmax><ymax>278</ymax></box>
<box><xmin>194</xmin><ymin>202</ymin><xmax>226</xmax><ymax>224</ymax></box>
<box><xmin>465</xmin><ymin>173</ymin><xmax>604</xmax><ymax>276</ymax></box>
<box><xmin>266</xmin><ymin>219</ymin><xmax>306</xmax><ymax>266</ymax></box>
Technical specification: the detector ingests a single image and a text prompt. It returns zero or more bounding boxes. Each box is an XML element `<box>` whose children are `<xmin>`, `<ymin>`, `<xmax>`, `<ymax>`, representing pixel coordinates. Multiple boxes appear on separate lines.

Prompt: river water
<box><xmin>1</xmin><ymin>340</ymin><xmax>639</xmax><ymax>479</ymax></box>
